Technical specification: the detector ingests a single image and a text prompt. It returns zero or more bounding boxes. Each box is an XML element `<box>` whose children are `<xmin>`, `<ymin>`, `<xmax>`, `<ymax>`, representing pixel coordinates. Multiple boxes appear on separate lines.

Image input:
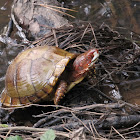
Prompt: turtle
<box><xmin>1</xmin><ymin>45</ymin><xmax>99</xmax><ymax>107</ymax></box>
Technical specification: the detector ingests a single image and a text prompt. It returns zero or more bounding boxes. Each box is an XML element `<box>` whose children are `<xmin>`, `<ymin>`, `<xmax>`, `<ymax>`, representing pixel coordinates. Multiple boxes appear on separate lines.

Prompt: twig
<box><xmin>89</xmin><ymin>122</ymin><xmax>96</xmax><ymax>139</ymax></box>
<box><xmin>0</xmin><ymin>126</ymin><xmax>70</xmax><ymax>138</ymax></box>
<box><xmin>35</xmin><ymin>4</ymin><xmax>76</xmax><ymax>18</ymax></box>
<box><xmin>71</xmin><ymin>112</ymin><xmax>91</xmax><ymax>133</ymax></box>
<box><xmin>111</xmin><ymin>126</ymin><xmax>126</xmax><ymax>140</ymax></box>
<box><xmin>34</xmin><ymin>3</ymin><xmax>77</xmax><ymax>12</ymax></box>
<box><xmin>89</xmin><ymin>23</ymin><xmax>98</xmax><ymax>46</ymax></box>
<box><xmin>80</xmin><ymin>24</ymin><xmax>90</xmax><ymax>42</ymax></box>
<box><xmin>52</xmin><ymin>29</ymin><xmax>58</xmax><ymax>47</ymax></box>
<box><xmin>92</xmin><ymin>122</ymin><xmax>102</xmax><ymax>139</ymax></box>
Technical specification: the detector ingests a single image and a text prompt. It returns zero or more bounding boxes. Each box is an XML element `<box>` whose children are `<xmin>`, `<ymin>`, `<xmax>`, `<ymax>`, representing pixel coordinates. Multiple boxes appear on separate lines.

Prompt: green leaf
<box><xmin>0</xmin><ymin>124</ymin><xmax>9</xmax><ymax>127</ymax></box>
<box><xmin>40</xmin><ymin>129</ymin><xmax>56</xmax><ymax>140</ymax></box>
<box><xmin>6</xmin><ymin>135</ymin><xmax>23</xmax><ymax>140</ymax></box>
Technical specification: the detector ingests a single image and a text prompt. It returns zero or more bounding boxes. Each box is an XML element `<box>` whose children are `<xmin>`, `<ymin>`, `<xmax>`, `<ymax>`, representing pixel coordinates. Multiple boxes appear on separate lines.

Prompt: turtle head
<box><xmin>72</xmin><ymin>48</ymin><xmax>99</xmax><ymax>80</ymax></box>
<box><xmin>67</xmin><ymin>48</ymin><xmax>99</xmax><ymax>92</ymax></box>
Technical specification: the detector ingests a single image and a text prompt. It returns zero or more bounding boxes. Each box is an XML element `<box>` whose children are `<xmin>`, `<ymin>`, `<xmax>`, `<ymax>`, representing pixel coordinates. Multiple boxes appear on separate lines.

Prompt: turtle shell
<box><xmin>1</xmin><ymin>46</ymin><xmax>76</xmax><ymax>107</ymax></box>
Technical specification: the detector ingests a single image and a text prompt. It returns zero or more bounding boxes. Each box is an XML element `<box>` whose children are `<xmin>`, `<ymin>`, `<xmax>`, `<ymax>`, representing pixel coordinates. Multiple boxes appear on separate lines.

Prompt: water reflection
<box><xmin>0</xmin><ymin>0</ymin><xmax>18</xmax><ymax>93</ymax></box>
<box><xmin>0</xmin><ymin>0</ymin><xmax>13</xmax><ymax>31</ymax></box>
<box><xmin>65</xmin><ymin>0</ymin><xmax>140</xmax><ymax>35</ymax></box>
<box><xmin>0</xmin><ymin>0</ymin><xmax>140</xmax><ymax>38</ymax></box>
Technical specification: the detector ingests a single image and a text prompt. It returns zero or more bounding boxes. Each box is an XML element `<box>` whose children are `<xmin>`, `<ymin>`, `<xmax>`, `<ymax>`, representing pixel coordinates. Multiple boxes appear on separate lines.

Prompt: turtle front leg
<box><xmin>54</xmin><ymin>80</ymin><xmax>67</xmax><ymax>105</ymax></box>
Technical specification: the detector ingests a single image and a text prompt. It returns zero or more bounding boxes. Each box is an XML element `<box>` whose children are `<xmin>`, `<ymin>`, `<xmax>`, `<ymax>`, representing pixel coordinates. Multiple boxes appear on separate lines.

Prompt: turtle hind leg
<box><xmin>54</xmin><ymin>80</ymin><xmax>67</xmax><ymax>105</ymax></box>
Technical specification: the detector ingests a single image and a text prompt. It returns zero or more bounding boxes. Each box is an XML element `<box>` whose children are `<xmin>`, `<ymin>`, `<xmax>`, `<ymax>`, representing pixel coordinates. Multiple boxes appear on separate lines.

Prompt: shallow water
<box><xmin>0</xmin><ymin>0</ymin><xmax>13</xmax><ymax>31</ymax></box>
<box><xmin>0</xmin><ymin>0</ymin><xmax>140</xmax><ymax>104</ymax></box>
<box><xmin>64</xmin><ymin>0</ymin><xmax>140</xmax><ymax>35</ymax></box>
<box><xmin>0</xmin><ymin>0</ymin><xmax>22</xmax><ymax>93</ymax></box>
<box><xmin>0</xmin><ymin>0</ymin><xmax>140</xmax><ymax>34</ymax></box>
